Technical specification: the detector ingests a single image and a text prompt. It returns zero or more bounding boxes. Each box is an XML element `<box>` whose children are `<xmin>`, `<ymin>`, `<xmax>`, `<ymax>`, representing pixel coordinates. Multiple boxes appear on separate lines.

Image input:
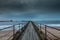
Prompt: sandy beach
<box><xmin>0</xmin><ymin>27</ymin><xmax>60</xmax><ymax>40</ymax></box>
<box><xmin>41</xmin><ymin>27</ymin><xmax>60</xmax><ymax>40</ymax></box>
<box><xmin>0</xmin><ymin>30</ymin><xmax>14</xmax><ymax>40</ymax></box>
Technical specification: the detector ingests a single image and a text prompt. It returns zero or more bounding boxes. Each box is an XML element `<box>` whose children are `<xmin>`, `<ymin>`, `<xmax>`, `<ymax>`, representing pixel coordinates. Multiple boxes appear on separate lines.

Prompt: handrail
<box><xmin>0</xmin><ymin>25</ymin><xmax>17</xmax><ymax>40</ymax></box>
<box><xmin>40</xmin><ymin>24</ymin><xmax>60</xmax><ymax>31</ymax></box>
<box><xmin>0</xmin><ymin>21</ymin><xmax>28</xmax><ymax>40</ymax></box>
<box><xmin>47</xmin><ymin>30</ymin><xmax>60</xmax><ymax>39</ymax></box>
<box><xmin>47</xmin><ymin>35</ymin><xmax>52</xmax><ymax>40</ymax></box>
<box><xmin>12</xmin><ymin>21</ymin><xmax>30</xmax><ymax>40</ymax></box>
<box><xmin>42</xmin><ymin>28</ymin><xmax>60</xmax><ymax>39</ymax></box>
<box><xmin>37</xmin><ymin>23</ymin><xmax>60</xmax><ymax>40</ymax></box>
<box><xmin>46</xmin><ymin>26</ymin><xmax>60</xmax><ymax>31</ymax></box>
<box><xmin>0</xmin><ymin>22</ymin><xmax>26</xmax><ymax>31</ymax></box>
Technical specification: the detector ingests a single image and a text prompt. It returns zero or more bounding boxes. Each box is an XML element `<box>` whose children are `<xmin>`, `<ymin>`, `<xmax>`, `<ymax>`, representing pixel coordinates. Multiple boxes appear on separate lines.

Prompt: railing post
<box><xmin>40</xmin><ymin>24</ymin><xmax>41</xmax><ymax>31</ymax></box>
<box><xmin>19</xmin><ymin>23</ymin><xmax>20</xmax><ymax>31</ymax></box>
<box><xmin>45</xmin><ymin>25</ymin><xmax>47</xmax><ymax>40</ymax></box>
<box><xmin>13</xmin><ymin>25</ymin><xmax>15</xmax><ymax>39</ymax></box>
<box><xmin>39</xmin><ymin>24</ymin><xmax>41</xmax><ymax>31</ymax></box>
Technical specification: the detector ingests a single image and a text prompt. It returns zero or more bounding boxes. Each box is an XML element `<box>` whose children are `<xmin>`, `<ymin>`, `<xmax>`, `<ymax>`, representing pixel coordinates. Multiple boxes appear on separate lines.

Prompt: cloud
<box><xmin>0</xmin><ymin>0</ymin><xmax>60</xmax><ymax>21</ymax></box>
<box><xmin>0</xmin><ymin>10</ymin><xmax>60</xmax><ymax>21</ymax></box>
<box><xmin>0</xmin><ymin>0</ymin><xmax>60</xmax><ymax>10</ymax></box>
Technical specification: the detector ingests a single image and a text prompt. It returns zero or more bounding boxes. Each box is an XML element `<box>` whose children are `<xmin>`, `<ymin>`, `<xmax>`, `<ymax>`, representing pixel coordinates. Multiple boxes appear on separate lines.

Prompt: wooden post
<box><xmin>13</xmin><ymin>25</ymin><xmax>15</xmax><ymax>39</ymax></box>
<box><xmin>45</xmin><ymin>25</ymin><xmax>47</xmax><ymax>40</ymax></box>
<box><xmin>40</xmin><ymin>24</ymin><xmax>41</xmax><ymax>31</ymax></box>
<box><xmin>39</xmin><ymin>24</ymin><xmax>41</xmax><ymax>31</ymax></box>
<box><xmin>19</xmin><ymin>23</ymin><xmax>20</xmax><ymax>31</ymax></box>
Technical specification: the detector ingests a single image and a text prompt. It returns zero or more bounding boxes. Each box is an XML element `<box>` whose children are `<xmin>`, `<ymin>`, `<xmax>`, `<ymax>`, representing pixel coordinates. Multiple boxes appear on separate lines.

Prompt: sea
<box><xmin>0</xmin><ymin>21</ymin><xmax>60</xmax><ymax>29</ymax></box>
<box><xmin>0</xmin><ymin>21</ymin><xmax>27</xmax><ymax>30</ymax></box>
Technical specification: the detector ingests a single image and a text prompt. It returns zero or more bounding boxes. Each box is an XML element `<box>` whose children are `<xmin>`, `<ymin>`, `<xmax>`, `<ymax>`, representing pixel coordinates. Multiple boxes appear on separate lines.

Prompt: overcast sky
<box><xmin>0</xmin><ymin>0</ymin><xmax>60</xmax><ymax>21</ymax></box>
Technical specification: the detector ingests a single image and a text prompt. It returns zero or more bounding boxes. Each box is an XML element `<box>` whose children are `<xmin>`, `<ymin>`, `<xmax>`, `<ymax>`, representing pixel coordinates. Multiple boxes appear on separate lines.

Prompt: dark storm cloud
<box><xmin>0</xmin><ymin>0</ymin><xmax>60</xmax><ymax>21</ymax></box>
<box><xmin>0</xmin><ymin>0</ymin><xmax>60</xmax><ymax>10</ymax></box>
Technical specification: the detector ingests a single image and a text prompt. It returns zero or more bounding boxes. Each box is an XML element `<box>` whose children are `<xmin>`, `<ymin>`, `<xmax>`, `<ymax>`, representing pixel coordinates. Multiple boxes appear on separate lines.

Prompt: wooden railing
<box><xmin>0</xmin><ymin>24</ymin><xmax>21</xmax><ymax>40</ymax></box>
<box><xmin>38</xmin><ymin>24</ymin><xmax>60</xmax><ymax>40</ymax></box>
<box><xmin>31</xmin><ymin>21</ymin><xmax>44</xmax><ymax>40</ymax></box>
<box><xmin>0</xmin><ymin>21</ymin><xmax>28</xmax><ymax>40</ymax></box>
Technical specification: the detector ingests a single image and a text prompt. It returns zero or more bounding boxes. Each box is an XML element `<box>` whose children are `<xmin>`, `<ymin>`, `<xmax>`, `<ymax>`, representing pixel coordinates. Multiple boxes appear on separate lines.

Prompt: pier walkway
<box><xmin>18</xmin><ymin>22</ymin><xmax>40</xmax><ymax>40</ymax></box>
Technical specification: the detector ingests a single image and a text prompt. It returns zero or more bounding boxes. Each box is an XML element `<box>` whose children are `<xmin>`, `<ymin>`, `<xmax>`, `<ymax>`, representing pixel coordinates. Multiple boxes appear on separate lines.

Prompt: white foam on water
<box><xmin>0</xmin><ymin>25</ymin><xmax>12</xmax><ymax>29</ymax></box>
<box><xmin>0</xmin><ymin>24</ymin><xmax>24</xmax><ymax>30</ymax></box>
<box><xmin>45</xmin><ymin>24</ymin><xmax>60</xmax><ymax>27</ymax></box>
<box><xmin>37</xmin><ymin>24</ymin><xmax>60</xmax><ymax>27</ymax></box>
